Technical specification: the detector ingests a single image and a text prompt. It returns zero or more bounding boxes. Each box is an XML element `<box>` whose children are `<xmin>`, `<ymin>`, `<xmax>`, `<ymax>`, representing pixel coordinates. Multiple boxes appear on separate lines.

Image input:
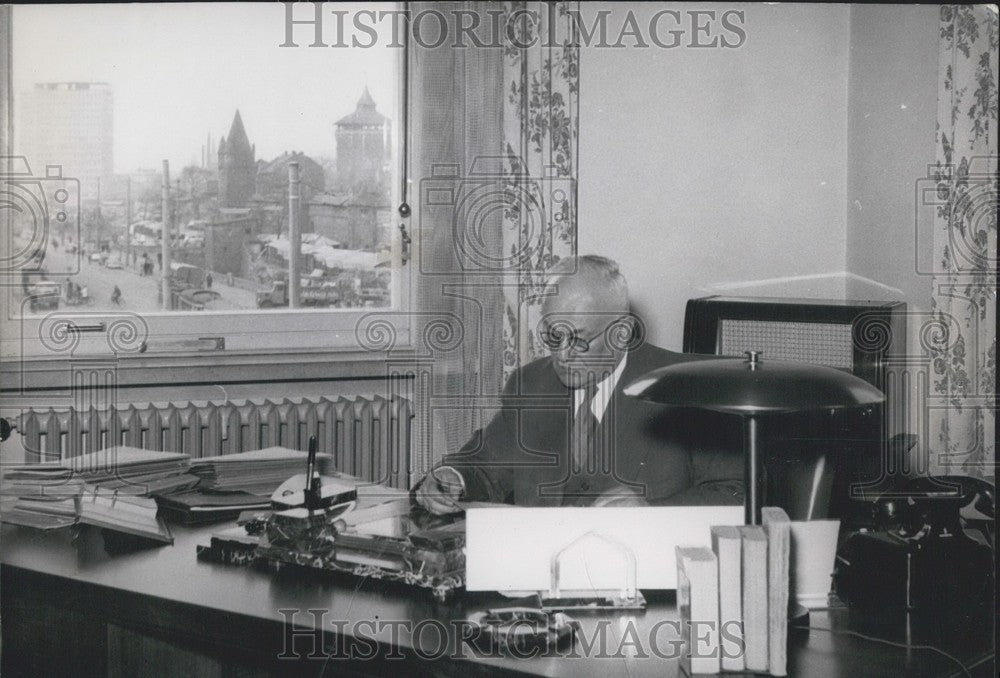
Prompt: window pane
<box><xmin>8</xmin><ymin>3</ymin><xmax>398</xmax><ymax>319</ymax></box>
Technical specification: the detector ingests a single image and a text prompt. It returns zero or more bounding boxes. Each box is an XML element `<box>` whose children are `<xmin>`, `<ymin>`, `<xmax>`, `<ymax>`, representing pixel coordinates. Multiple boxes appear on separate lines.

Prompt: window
<box><xmin>1</xmin><ymin>3</ymin><xmax>409</xmax><ymax>361</ymax></box>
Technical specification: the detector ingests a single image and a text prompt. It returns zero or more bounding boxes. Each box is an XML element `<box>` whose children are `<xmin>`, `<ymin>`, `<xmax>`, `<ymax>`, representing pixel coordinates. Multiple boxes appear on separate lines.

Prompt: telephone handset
<box><xmin>836</xmin><ymin>474</ymin><xmax>995</xmax><ymax>610</ymax></box>
<box><xmin>873</xmin><ymin>474</ymin><xmax>995</xmax><ymax>547</ymax></box>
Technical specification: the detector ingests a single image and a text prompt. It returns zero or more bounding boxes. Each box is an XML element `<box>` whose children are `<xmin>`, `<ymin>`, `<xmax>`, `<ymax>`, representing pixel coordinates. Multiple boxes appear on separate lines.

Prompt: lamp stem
<box><xmin>745</xmin><ymin>415</ymin><xmax>762</xmax><ymax>524</ymax></box>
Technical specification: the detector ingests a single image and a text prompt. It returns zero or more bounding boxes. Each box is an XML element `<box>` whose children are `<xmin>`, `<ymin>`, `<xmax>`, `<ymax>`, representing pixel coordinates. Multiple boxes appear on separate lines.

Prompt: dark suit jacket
<box><xmin>441</xmin><ymin>343</ymin><xmax>745</xmax><ymax>507</ymax></box>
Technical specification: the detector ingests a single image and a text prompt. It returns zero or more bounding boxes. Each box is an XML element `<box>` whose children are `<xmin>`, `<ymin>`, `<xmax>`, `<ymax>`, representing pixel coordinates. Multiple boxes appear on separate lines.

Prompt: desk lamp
<box><xmin>623</xmin><ymin>351</ymin><xmax>885</xmax><ymax>525</ymax></box>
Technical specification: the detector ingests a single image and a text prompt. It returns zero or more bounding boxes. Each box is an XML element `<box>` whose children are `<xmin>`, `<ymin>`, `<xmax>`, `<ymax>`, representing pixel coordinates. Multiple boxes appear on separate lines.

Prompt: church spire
<box><xmin>217</xmin><ymin>109</ymin><xmax>256</xmax><ymax>208</ymax></box>
<box><xmin>223</xmin><ymin>109</ymin><xmax>254</xmax><ymax>164</ymax></box>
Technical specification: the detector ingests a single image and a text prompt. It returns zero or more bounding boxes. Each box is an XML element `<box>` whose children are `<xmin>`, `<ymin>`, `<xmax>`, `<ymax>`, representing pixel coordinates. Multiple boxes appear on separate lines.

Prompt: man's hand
<box><xmin>414</xmin><ymin>466</ymin><xmax>465</xmax><ymax>515</ymax></box>
<box><xmin>591</xmin><ymin>485</ymin><xmax>650</xmax><ymax>508</ymax></box>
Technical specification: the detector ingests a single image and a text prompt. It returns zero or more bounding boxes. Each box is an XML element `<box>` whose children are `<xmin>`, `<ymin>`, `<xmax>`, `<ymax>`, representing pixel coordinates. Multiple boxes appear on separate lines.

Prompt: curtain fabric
<box><xmin>928</xmin><ymin>5</ymin><xmax>997</xmax><ymax>477</ymax></box>
<box><xmin>500</xmin><ymin>1</ymin><xmax>580</xmax><ymax>382</ymax></box>
<box><xmin>410</xmin><ymin>2</ymin><xmax>580</xmax><ymax>462</ymax></box>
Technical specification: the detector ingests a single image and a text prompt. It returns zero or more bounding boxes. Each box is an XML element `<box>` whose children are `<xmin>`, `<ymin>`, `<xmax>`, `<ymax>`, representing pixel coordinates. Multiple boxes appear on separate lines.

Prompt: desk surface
<box><xmin>1</xmin><ymin>522</ymin><xmax>994</xmax><ymax>678</ymax></box>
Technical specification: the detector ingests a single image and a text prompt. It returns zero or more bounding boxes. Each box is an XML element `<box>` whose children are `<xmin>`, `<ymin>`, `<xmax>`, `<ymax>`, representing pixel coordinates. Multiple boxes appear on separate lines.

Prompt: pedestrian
<box><xmin>206</xmin><ymin>272</ymin><xmax>213</xmax><ymax>289</ymax></box>
<box><xmin>111</xmin><ymin>285</ymin><xmax>121</xmax><ymax>306</ymax></box>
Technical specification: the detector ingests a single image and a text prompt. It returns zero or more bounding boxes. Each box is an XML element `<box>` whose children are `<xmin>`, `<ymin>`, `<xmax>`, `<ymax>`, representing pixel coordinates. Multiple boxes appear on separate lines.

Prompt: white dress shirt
<box><xmin>572</xmin><ymin>353</ymin><xmax>628</xmax><ymax>423</ymax></box>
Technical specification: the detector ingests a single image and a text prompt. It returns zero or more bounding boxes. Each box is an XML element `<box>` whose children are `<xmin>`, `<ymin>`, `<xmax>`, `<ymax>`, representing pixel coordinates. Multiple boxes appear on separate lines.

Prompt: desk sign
<box><xmin>465</xmin><ymin>506</ymin><xmax>744</xmax><ymax>592</ymax></box>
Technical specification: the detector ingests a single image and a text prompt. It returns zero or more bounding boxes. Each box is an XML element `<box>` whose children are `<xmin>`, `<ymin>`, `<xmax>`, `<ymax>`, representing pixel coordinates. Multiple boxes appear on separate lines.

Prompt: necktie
<box><xmin>572</xmin><ymin>381</ymin><xmax>600</xmax><ymax>474</ymax></box>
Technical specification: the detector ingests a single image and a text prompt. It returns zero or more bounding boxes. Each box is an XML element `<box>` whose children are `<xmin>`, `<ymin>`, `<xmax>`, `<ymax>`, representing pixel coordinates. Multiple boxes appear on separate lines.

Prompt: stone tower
<box><xmin>334</xmin><ymin>87</ymin><xmax>390</xmax><ymax>193</ymax></box>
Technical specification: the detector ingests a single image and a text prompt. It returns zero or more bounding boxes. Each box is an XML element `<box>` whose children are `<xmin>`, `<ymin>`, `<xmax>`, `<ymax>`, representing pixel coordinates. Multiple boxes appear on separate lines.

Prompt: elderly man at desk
<box><xmin>416</xmin><ymin>255</ymin><xmax>744</xmax><ymax>514</ymax></box>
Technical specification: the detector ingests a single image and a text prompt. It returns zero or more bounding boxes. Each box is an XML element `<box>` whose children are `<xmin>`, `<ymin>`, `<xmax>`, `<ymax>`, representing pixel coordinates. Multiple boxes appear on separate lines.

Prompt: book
<box><xmin>155</xmin><ymin>489</ymin><xmax>272</xmax><ymax>525</ymax></box>
<box><xmin>711</xmin><ymin>525</ymin><xmax>744</xmax><ymax>672</ymax></box>
<box><xmin>676</xmin><ymin>546</ymin><xmax>720</xmax><ymax>675</ymax></box>
<box><xmin>78</xmin><ymin>484</ymin><xmax>173</xmax><ymax>544</ymax></box>
<box><xmin>739</xmin><ymin>525</ymin><xmax>769</xmax><ymax>673</ymax></box>
<box><xmin>762</xmin><ymin>507</ymin><xmax>791</xmax><ymax>677</ymax></box>
<box><xmin>1</xmin><ymin>495</ymin><xmax>79</xmax><ymax>530</ymax></box>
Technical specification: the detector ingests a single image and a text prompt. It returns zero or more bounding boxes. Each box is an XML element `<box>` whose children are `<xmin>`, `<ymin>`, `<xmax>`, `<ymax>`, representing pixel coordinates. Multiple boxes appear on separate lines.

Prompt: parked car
<box><xmin>27</xmin><ymin>281</ymin><xmax>61</xmax><ymax>312</ymax></box>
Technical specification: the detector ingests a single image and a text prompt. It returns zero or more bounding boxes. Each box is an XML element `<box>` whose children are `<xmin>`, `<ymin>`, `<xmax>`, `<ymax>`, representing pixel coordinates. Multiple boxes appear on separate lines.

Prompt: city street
<box><xmin>23</xmin><ymin>243</ymin><xmax>258</xmax><ymax>314</ymax></box>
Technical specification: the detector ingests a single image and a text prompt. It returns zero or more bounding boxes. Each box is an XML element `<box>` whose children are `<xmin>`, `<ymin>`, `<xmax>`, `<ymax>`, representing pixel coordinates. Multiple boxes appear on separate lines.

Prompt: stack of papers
<box><xmin>1</xmin><ymin>447</ymin><xmax>196</xmax><ymax>539</ymax></box>
<box><xmin>189</xmin><ymin>447</ymin><xmax>333</xmax><ymax>495</ymax></box>
<box><xmin>3</xmin><ymin>447</ymin><xmax>193</xmax><ymax>494</ymax></box>
<box><xmin>1</xmin><ymin>465</ymin><xmax>85</xmax><ymax>500</ymax></box>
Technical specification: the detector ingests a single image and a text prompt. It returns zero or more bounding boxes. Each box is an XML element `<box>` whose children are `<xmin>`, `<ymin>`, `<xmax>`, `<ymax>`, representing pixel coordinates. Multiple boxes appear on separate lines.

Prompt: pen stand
<box><xmin>539</xmin><ymin>531</ymin><xmax>646</xmax><ymax>612</ymax></box>
<box><xmin>262</xmin><ymin>499</ymin><xmax>357</xmax><ymax>556</ymax></box>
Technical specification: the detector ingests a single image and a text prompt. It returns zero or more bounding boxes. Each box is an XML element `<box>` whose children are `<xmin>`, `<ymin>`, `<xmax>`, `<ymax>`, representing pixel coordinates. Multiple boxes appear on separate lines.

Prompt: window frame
<box><xmin>0</xmin><ymin>3</ymin><xmax>414</xmax><ymax>380</ymax></box>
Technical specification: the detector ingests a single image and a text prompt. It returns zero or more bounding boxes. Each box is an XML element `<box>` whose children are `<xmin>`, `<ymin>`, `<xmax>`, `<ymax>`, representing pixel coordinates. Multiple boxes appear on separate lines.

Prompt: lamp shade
<box><xmin>623</xmin><ymin>352</ymin><xmax>885</xmax><ymax>414</ymax></box>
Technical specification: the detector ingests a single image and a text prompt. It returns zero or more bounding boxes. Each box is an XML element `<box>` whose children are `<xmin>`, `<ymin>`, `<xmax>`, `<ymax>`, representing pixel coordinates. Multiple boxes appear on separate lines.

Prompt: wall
<box><xmin>845</xmin><ymin>5</ymin><xmax>939</xmax><ymax>309</ymax></box>
<box><xmin>578</xmin><ymin>3</ymin><xmax>851</xmax><ymax>351</ymax></box>
<box><xmin>845</xmin><ymin>5</ymin><xmax>942</xmax><ymax>460</ymax></box>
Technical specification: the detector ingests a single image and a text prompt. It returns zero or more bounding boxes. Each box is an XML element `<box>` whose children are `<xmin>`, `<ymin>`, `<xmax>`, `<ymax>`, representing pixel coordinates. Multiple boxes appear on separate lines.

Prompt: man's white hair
<box><xmin>545</xmin><ymin>254</ymin><xmax>629</xmax><ymax>307</ymax></box>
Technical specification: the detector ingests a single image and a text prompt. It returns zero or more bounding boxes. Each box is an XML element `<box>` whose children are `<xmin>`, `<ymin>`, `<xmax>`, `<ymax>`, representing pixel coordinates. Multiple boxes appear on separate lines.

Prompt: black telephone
<box><xmin>873</xmin><ymin>474</ymin><xmax>995</xmax><ymax>547</ymax></box>
<box><xmin>835</xmin><ymin>474</ymin><xmax>995</xmax><ymax>610</ymax></box>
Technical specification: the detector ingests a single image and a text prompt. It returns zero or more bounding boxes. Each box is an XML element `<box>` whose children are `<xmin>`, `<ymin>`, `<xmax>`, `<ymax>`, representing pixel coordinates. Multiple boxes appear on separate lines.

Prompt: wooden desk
<box><xmin>1</xmin><ymin>523</ymin><xmax>994</xmax><ymax>677</ymax></box>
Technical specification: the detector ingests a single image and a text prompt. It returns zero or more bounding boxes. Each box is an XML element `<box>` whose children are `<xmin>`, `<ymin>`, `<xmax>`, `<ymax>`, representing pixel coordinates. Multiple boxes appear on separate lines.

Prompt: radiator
<box><xmin>16</xmin><ymin>396</ymin><xmax>413</xmax><ymax>489</ymax></box>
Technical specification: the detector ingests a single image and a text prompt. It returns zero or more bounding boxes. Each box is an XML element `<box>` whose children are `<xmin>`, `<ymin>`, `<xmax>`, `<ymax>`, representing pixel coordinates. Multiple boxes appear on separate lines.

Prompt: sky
<box><xmin>12</xmin><ymin>3</ymin><xmax>398</xmax><ymax>173</ymax></box>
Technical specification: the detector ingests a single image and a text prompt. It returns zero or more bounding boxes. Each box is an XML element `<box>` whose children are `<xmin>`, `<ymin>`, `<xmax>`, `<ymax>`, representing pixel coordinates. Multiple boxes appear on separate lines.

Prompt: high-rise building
<box><xmin>18</xmin><ymin>82</ymin><xmax>114</xmax><ymax>201</ymax></box>
<box><xmin>217</xmin><ymin>110</ymin><xmax>256</xmax><ymax>208</ymax></box>
<box><xmin>334</xmin><ymin>87</ymin><xmax>390</xmax><ymax>194</ymax></box>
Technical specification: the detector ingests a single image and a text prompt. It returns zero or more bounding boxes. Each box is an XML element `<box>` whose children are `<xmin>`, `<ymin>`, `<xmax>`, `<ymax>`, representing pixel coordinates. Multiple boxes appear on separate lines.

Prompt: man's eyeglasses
<box><xmin>539</xmin><ymin>318</ymin><xmax>626</xmax><ymax>354</ymax></box>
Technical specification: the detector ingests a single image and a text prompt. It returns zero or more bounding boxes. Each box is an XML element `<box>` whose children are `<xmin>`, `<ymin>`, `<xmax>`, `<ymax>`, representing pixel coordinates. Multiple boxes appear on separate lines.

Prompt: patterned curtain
<box><xmin>408</xmin><ymin>2</ymin><xmax>579</xmax><ymax>463</ymax></box>
<box><xmin>500</xmin><ymin>1</ymin><xmax>580</xmax><ymax>382</ymax></box>
<box><xmin>928</xmin><ymin>6</ymin><xmax>997</xmax><ymax>477</ymax></box>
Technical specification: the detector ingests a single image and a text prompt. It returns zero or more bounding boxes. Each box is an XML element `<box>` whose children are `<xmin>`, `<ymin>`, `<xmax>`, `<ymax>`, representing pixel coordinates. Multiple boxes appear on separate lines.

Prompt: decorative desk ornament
<box><xmin>466</xmin><ymin>607</ymin><xmax>579</xmax><ymax>655</ymax></box>
<box><xmin>540</xmin><ymin>529</ymin><xmax>645</xmax><ymax>611</ymax></box>
<box><xmin>199</xmin><ymin>437</ymin><xmax>466</xmax><ymax>600</ymax></box>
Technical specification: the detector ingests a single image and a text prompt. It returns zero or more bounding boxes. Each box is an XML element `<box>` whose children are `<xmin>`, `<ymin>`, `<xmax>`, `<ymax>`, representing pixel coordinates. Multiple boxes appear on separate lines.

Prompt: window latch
<box><xmin>398</xmin><ymin>207</ymin><xmax>412</xmax><ymax>266</ymax></box>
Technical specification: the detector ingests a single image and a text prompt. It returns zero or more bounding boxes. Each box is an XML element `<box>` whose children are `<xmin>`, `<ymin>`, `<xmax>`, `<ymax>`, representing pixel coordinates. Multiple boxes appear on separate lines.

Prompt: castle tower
<box><xmin>334</xmin><ymin>87</ymin><xmax>390</xmax><ymax>193</ymax></box>
<box><xmin>217</xmin><ymin>110</ymin><xmax>256</xmax><ymax>208</ymax></box>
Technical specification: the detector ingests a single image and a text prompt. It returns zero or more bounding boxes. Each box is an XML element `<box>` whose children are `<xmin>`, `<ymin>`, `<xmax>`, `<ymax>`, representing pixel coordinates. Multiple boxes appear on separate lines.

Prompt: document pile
<box><xmin>157</xmin><ymin>448</ymin><xmax>337</xmax><ymax>524</ymax></box>
<box><xmin>676</xmin><ymin>507</ymin><xmax>791</xmax><ymax>676</ymax></box>
<box><xmin>1</xmin><ymin>447</ymin><xmax>195</xmax><ymax>542</ymax></box>
<box><xmin>188</xmin><ymin>447</ymin><xmax>334</xmax><ymax>494</ymax></box>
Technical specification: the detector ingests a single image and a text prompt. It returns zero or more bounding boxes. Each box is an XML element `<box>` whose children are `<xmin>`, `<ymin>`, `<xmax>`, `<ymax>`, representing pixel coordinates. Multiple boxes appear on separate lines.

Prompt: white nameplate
<box><xmin>465</xmin><ymin>506</ymin><xmax>744</xmax><ymax>592</ymax></box>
